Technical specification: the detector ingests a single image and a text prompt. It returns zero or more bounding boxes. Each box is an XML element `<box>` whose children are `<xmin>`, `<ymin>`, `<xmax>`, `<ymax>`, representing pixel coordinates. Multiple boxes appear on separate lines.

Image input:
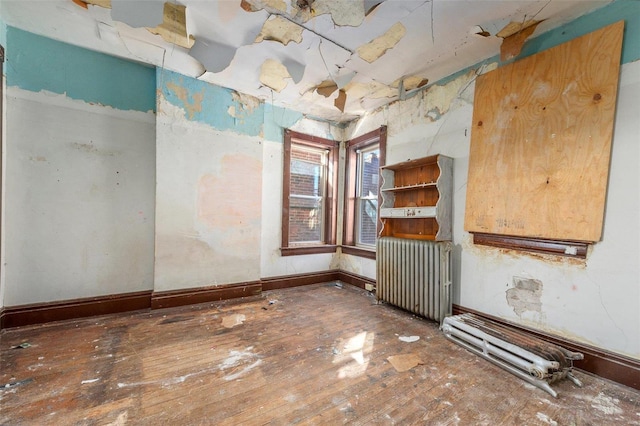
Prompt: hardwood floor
<box><xmin>2</xmin><ymin>283</ymin><xmax>639</xmax><ymax>425</ymax></box>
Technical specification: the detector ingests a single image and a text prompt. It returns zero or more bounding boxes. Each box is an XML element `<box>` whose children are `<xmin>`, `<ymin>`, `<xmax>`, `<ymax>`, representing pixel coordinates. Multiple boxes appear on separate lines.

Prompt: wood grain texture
<box><xmin>465</xmin><ymin>21</ymin><xmax>624</xmax><ymax>241</ymax></box>
<box><xmin>2</xmin><ymin>284</ymin><xmax>639</xmax><ymax>424</ymax></box>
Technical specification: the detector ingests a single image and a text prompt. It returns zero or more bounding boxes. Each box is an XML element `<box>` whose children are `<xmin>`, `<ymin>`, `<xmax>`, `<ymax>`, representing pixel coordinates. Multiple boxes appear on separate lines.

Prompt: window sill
<box><xmin>280</xmin><ymin>245</ymin><xmax>338</xmax><ymax>256</ymax></box>
<box><xmin>472</xmin><ymin>233</ymin><xmax>589</xmax><ymax>258</ymax></box>
<box><xmin>341</xmin><ymin>245</ymin><xmax>376</xmax><ymax>260</ymax></box>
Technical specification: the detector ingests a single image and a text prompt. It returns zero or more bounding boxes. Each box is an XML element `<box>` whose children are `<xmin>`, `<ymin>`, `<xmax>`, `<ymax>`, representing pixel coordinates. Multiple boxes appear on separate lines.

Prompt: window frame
<box><xmin>281</xmin><ymin>129</ymin><xmax>338</xmax><ymax>256</ymax></box>
<box><xmin>342</xmin><ymin>126</ymin><xmax>387</xmax><ymax>259</ymax></box>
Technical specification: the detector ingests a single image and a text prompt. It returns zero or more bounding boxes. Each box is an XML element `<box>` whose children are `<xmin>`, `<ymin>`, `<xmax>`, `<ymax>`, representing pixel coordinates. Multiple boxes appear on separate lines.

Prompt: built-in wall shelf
<box><xmin>379</xmin><ymin>154</ymin><xmax>453</xmax><ymax>241</ymax></box>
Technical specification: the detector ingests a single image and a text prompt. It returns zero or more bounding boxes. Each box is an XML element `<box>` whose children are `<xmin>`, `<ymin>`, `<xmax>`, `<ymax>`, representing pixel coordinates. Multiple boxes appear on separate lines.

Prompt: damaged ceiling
<box><xmin>1</xmin><ymin>0</ymin><xmax>611</xmax><ymax>121</ymax></box>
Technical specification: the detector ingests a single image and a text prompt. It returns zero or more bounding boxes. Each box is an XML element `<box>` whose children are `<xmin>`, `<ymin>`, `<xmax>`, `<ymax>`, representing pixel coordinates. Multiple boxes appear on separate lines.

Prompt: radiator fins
<box><xmin>441</xmin><ymin>313</ymin><xmax>584</xmax><ymax>397</ymax></box>
<box><xmin>376</xmin><ymin>237</ymin><xmax>452</xmax><ymax>323</ymax></box>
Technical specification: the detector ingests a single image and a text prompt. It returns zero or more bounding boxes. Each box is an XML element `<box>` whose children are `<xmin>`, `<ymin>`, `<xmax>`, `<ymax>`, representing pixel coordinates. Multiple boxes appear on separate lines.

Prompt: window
<box><xmin>343</xmin><ymin>127</ymin><xmax>387</xmax><ymax>259</ymax></box>
<box><xmin>282</xmin><ymin>129</ymin><xmax>338</xmax><ymax>256</ymax></box>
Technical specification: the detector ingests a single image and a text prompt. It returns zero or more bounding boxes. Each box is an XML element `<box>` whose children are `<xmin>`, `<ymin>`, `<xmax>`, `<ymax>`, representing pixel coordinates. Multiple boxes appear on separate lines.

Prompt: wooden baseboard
<box><xmin>0</xmin><ymin>271</ymin><xmax>376</xmax><ymax>330</ymax></box>
<box><xmin>337</xmin><ymin>270</ymin><xmax>376</xmax><ymax>290</ymax></box>
<box><xmin>452</xmin><ymin>304</ymin><xmax>640</xmax><ymax>391</ymax></box>
<box><xmin>0</xmin><ymin>290</ymin><xmax>152</xmax><ymax>329</ymax></box>
<box><xmin>151</xmin><ymin>281</ymin><xmax>262</xmax><ymax>309</ymax></box>
<box><xmin>261</xmin><ymin>270</ymin><xmax>341</xmax><ymax>291</ymax></box>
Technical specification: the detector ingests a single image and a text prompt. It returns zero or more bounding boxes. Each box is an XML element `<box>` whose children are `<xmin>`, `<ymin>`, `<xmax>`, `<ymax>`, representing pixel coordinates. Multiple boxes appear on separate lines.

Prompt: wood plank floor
<box><xmin>2</xmin><ymin>283</ymin><xmax>639</xmax><ymax>425</ymax></box>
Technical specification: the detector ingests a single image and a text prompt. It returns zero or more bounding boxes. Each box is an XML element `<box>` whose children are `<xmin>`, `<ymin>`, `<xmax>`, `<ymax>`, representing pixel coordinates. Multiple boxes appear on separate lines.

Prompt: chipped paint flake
<box><xmin>316</xmin><ymin>80</ymin><xmax>338</xmax><ymax>97</ymax></box>
<box><xmin>391</xmin><ymin>75</ymin><xmax>429</xmax><ymax>91</ymax></box>
<box><xmin>255</xmin><ymin>15</ymin><xmax>303</xmax><ymax>45</ymax></box>
<box><xmin>334</xmin><ymin>89</ymin><xmax>347</xmax><ymax>112</ymax></box>
<box><xmin>241</xmin><ymin>0</ymin><xmax>288</xmax><ymax>13</ymax></box>
<box><xmin>497</xmin><ymin>20</ymin><xmax>539</xmax><ymax>38</ymax></box>
<box><xmin>500</xmin><ymin>21</ymin><xmax>541</xmax><ymax>61</ymax></box>
<box><xmin>357</xmin><ymin>22</ymin><xmax>406</xmax><ymax>63</ymax></box>
<box><xmin>222</xmin><ymin>314</ymin><xmax>246</xmax><ymax>328</ymax></box>
<box><xmin>147</xmin><ymin>2</ymin><xmax>195</xmax><ymax>49</ymax></box>
<box><xmin>259</xmin><ymin>59</ymin><xmax>290</xmax><ymax>92</ymax></box>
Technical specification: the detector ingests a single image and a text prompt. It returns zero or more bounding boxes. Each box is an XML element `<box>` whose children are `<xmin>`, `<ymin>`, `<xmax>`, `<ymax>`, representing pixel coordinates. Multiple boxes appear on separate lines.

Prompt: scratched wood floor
<box><xmin>2</xmin><ymin>283</ymin><xmax>639</xmax><ymax>425</ymax></box>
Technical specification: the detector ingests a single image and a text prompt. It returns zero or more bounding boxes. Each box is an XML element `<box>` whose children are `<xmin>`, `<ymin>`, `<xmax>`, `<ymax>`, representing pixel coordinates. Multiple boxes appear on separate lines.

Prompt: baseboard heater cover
<box><xmin>441</xmin><ymin>313</ymin><xmax>583</xmax><ymax>397</ymax></box>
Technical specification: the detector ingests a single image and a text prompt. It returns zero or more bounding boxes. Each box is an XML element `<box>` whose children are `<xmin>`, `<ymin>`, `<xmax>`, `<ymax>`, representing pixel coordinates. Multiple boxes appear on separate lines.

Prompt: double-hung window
<box><xmin>281</xmin><ymin>130</ymin><xmax>338</xmax><ymax>255</ymax></box>
<box><xmin>343</xmin><ymin>127</ymin><xmax>386</xmax><ymax>258</ymax></box>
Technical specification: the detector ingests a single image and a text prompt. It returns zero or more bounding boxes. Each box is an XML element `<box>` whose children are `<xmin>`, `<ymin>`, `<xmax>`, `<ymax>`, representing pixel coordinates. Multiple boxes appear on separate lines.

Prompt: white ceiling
<box><xmin>1</xmin><ymin>0</ymin><xmax>610</xmax><ymax>122</ymax></box>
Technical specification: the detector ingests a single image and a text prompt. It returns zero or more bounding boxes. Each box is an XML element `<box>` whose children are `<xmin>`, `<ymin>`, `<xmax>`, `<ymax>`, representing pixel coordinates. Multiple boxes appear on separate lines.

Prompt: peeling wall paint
<box><xmin>517</xmin><ymin>1</ymin><xmax>640</xmax><ymax>65</ymax></box>
<box><xmin>158</xmin><ymin>68</ymin><xmax>264</xmax><ymax>137</ymax></box>
<box><xmin>344</xmin><ymin>3</ymin><xmax>640</xmax><ymax>359</ymax></box>
<box><xmin>6</xmin><ymin>27</ymin><xmax>155</xmax><ymax>113</ymax></box>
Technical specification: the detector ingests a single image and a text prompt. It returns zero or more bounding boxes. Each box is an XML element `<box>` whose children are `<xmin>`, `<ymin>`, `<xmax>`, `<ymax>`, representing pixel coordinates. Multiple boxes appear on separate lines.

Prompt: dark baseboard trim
<box><xmin>151</xmin><ymin>281</ymin><xmax>262</xmax><ymax>310</ymax></box>
<box><xmin>0</xmin><ymin>271</ymin><xmax>376</xmax><ymax>330</ymax></box>
<box><xmin>261</xmin><ymin>271</ymin><xmax>340</xmax><ymax>291</ymax></box>
<box><xmin>337</xmin><ymin>270</ymin><xmax>376</xmax><ymax>290</ymax></box>
<box><xmin>452</xmin><ymin>304</ymin><xmax>640</xmax><ymax>391</ymax></box>
<box><xmin>0</xmin><ymin>290</ymin><xmax>152</xmax><ymax>329</ymax></box>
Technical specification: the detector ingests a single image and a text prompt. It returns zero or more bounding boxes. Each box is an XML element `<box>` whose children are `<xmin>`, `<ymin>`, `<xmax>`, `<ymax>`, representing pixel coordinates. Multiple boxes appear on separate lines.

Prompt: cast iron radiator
<box><xmin>441</xmin><ymin>313</ymin><xmax>584</xmax><ymax>397</ymax></box>
<box><xmin>376</xmin><ymin>237</ymin><xmax>452</xmax><ymax>323</ymax></box>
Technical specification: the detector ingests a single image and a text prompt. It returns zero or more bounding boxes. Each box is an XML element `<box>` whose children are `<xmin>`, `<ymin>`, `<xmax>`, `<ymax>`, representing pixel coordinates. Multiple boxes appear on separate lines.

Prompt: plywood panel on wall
<box><xmin>464</xmin><ymin>21</ymin><xmax>624</xmax><ymax>242</ymax></box>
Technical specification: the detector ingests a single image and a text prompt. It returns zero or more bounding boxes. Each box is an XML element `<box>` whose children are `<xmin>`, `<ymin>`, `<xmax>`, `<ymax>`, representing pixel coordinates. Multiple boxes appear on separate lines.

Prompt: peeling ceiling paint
<box><xmin>357</xmin><ymin>22</ymin><xmax>406</xmax><ymax>63</ymax></box>
<box><xmin>260</xmin><ymin>58</ymin><xmax>290</xmax><ymax>92</ymax></box>
<box><xmin>499</xmin><ymin>21</ymin><xmax>542</xmax><ymax>61</ymax></box>
<box><xmin>255</xmin><ymin>15</ymin><xmax>304</xmax><ymax>45</ymax></box>
<box><xmin>0</xmin><ymin>0</ymin><xmax>611</xmax><ymax>121</ymax></box>
<box><xmin>147</xmin><ymin>2</ymin><xmax>194</xmax><ymax>49</ymax></box>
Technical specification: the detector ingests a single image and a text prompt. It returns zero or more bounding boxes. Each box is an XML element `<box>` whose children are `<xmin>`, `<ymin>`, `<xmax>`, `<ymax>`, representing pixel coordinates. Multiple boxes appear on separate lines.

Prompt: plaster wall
<box><xmin>345</xmin><ymin>48</ymin><xmax>640</xmax><ymax>360</ymax></box>
<box><xmin>4</xmin><ymin>89</ymin><xmax>156</xmax><ymax>305</ymax></box>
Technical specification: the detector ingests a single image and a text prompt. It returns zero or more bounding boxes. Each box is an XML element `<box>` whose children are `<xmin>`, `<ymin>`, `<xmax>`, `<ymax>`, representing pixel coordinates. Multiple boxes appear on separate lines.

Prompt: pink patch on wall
<box><xmin>197</xmin><ymin>154</ymin><xmax>262</xmax><ymax>230</ymax></box>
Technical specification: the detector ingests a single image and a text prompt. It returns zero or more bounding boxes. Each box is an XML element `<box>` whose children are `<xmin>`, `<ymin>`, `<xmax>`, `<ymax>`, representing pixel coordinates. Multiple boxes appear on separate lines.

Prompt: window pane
<box><xmin>358</xmin><ymin>199</ymin><xmax>378</xmax><ymax>246</ymax></box>
<box><xmin>356</xmin><ymin>145</ymin><xmax>379</xmax><ymax>247</ymax></box>
<box><xmin>289</xmin><ymin>145</ymin><xmax>326</xmax><ymax>244</ymax></box>
<box><xmin>359</xmin><ymin>148</ymin><xmax>379</xmax><ymax>197</ymax></box>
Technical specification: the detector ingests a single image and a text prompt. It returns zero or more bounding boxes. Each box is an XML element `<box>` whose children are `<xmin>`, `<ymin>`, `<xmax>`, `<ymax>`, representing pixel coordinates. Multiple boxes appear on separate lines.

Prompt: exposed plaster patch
<box><xmin>498</xmin><ymin>20</ymin><xmax>541</xmax><ymax>61</ymax></box>
<box><xmin>197</xmin><ymin>154</ymin><xmax>262</xmax><ymax>230</ymax></box>
<box><xmin>255</xmin><ymin>15</ymin><xmax>304</xmax><ymax>45</ymax></box>
<box><xmin>147</xmin><ymin>2</ymin><xmax>195</xmax><ymax>49</ymax></box>
<box><xmin>506</xmin><ymin>277</ymin><xmax>543</xmax><ymax>316</ymax></box>
<box><xmin>422</xmin><ymin>69</ymin><xmax>476</xmax><ymax>121</ymax></box>
<box><xmin>165</xmin><ymin>82</ymin><xmax>204</xmax><ymax>119</ymax></box>
<box><xmin>259</xmin><ymin>59</ymin><xmax>290</xmax><ymax>92</ymax></box>
<box><xmin>231</xmin><ymin>91</ymin><xmax>261</xmax><ymax>114</ymax></box>
<box><xmin>344</xmin><ymin>81</ymin><xmax>396</xmax><ymax>100</ymax></box>
<box><xmin>357</xmin><ymin>22</ymin><xmax>406</xmax><ymax>63</ymax></box>
<box><xmin>241</xmin><ymin>0</ymin><xmax>288</xmax><ymax>13</ymax></box>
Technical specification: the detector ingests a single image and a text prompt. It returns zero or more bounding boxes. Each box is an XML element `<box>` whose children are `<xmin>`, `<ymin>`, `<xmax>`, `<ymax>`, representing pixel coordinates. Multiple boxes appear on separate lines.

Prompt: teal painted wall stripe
<box><xmin>158</xmin><ymin>68</ymin><xmax>265</xmax><ymax>138</ymax></box>
<box><xmin>6</xmin><ymin>27</ymin><xmax>155</xmax><ymax>113</ymax></box>
<box><xmin>416</xmin><ymin>0</ymin><xmax>639</xmax><ymax>100</ymax></box>
<box><xmin>519</xmin><ymin>0</ymin><xmax>640</xmax><ymax>65</ymax></box>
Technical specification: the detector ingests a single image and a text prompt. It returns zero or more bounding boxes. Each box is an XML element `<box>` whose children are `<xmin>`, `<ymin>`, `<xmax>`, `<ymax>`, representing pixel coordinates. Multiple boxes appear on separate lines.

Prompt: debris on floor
<box><xmin>222</xmin><ymin>314</ymin><xmax>246</xmax><ymax>328</ymax></box>
<box><xmin>2</xmin><ymin>378</ymin><xmax>34</xmax><ymax>390</ymax></box>
<box><xmin>399</xmin><ymin>335</ymin><xmax>420</xmax><ymax>343</ymax></box>
<box><xmin>334</xmin><ymin>282</ymin><xmax>343</xmax><ymax>289</ymax></box>
<box><xmin>387</xmin><ymin>353</ymin><xmax>424</xmax><ymax>372</ymax></box>
<box><xmin>11</xmin><ymin>342</ymin><xmax>31</xmax><ymax>349</ymax></box>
